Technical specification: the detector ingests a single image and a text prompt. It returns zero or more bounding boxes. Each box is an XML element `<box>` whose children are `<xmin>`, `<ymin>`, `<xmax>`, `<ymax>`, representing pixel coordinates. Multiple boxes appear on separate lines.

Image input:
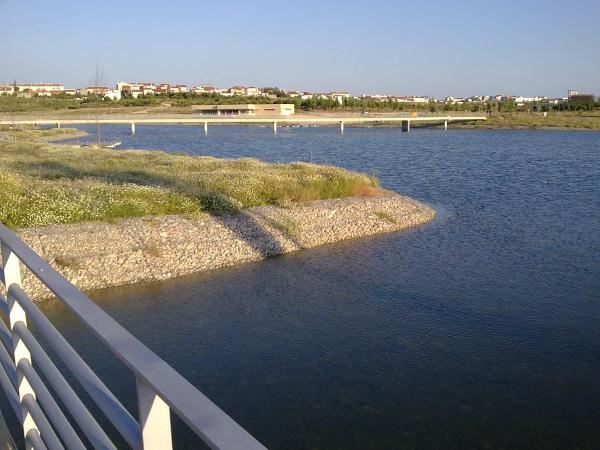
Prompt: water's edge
<box><xmin>20</xmin><ymin>194</ymin><xmax>434</xmax><ymax>300</ymax></box>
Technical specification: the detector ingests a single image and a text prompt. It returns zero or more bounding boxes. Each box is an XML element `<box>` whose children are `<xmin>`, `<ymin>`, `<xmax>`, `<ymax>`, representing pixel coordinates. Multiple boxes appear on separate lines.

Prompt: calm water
<box><xmin>27</xmin><ymin>127</ymin><xmax>600</xmax><ymax>448</ymax></box>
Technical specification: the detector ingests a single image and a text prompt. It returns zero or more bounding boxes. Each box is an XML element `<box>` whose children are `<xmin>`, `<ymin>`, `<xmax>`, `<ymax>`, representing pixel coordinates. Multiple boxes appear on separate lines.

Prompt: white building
<box><xmin>191</xmin><ymin>85</ymin><xmax>220</xmax><ymax>95</ymax></box>
<box><xmin>170</xmin><ymin>84</ymin><xmax>188</xmax><ymax>93</ymax></box>
<box><xmin>245</xmin><ymin>86</ymin><xmax>261</xmax><ymax>96</ymax></box>
<box><xmin>229</xmin><ymin>86</ymin><xmax>246</xmax><ymax>96</ymax></box>
<box><xmin>117</xmin><ymin>81</ymin><xmax>156</xmax><ymax>97</ymax></box>
<box><xmin>469</xmin><ymin>95</ymin><xmax>490</xmax><ymax>102</ymax></box>
<box><xmin>511</xmin><ymin>96</ymin><xmax>548</xmax><ymax>103</ymax></box>
<box><xmin>361</xmin><ymin>94</ymin><xmax>392</xmax><ymax>102</ymax></box>
<box><xmin>330</xmin><ymin>92</ymin><xmax>350</xmax><ymax>105</ymax></box>
<box><xmin>104</xmin><ymin>89</ymin><xmax>122</xmax><ymax>101</ymax></box>
<box><xmin>445</xmin><ymin>96</ymin><xmax>465</xmax><ymax>104</ymax></box>
<box><xmin>400</xmin><ymin>96</ymin><xmax>429</xmax><ymax>104</ymax></box>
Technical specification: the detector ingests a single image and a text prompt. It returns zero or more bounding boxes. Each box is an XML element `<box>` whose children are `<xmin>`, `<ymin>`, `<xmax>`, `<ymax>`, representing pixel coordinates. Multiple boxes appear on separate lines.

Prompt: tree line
<box><xmin>1</xmin><ymin>90</ymin><xmax>598</xmax><ymax>113</ymax></box>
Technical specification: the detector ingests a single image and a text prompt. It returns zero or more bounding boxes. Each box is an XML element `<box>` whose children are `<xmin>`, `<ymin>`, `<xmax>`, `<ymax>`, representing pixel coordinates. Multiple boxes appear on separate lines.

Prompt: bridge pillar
<box><xmin>56</xmin><ymin>122</ymin><xmax>61</xmax><ymax>129</ymax></box>
<box><xmin>273</xmin><ymin>121</ymin><xmax>277</xmax><ymax>134</ymax></box>
<box><xmin>204</xmin><ymin>121</ymin><xmax>208</xmax><ymax>135</ymax></box>
<box><xmin>401</xmin><ymin>120</ymin><xmax>410</xmax><ymax>132</ymax></box>
<box><xmin>444</xmin><ymin>120</ymin><xmax>448</xmax><ymax>131</ymax></box>
<box><xmin>131</xmin><ymin>122</ymin><xmax>136</xmax><ymax>135</ymax></box>
<box><xmin>340</xmin><ymin>121</ymin><xmax>344</xmax><ymax>133</ymax></box>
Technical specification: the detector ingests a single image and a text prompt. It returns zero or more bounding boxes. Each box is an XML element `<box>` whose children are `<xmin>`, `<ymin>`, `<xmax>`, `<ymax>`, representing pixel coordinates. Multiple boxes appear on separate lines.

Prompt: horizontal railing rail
<box><xmin>0</xmin><ymin>223</ymin><xmax>266</xmax><ymax>449</ymax></box>
<box><xmin>0</xmin><ymin>115</ymin><xmax>487</xmax><ymax>126</ymax></box>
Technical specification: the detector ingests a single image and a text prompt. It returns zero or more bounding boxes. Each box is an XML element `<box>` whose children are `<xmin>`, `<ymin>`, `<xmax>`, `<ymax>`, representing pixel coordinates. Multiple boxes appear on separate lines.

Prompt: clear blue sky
<box><xmin>1</xmin><ymin>0</ymin><xmax>598</xmax><ymax>98</ymax></box>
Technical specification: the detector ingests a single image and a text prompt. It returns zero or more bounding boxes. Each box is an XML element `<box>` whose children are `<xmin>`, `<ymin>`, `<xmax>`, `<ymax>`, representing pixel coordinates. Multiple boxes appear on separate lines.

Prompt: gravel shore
<box><xmin>18</xmin><ymin>194</ymin><xmax>435</xmax><ymax>300</ymax></box>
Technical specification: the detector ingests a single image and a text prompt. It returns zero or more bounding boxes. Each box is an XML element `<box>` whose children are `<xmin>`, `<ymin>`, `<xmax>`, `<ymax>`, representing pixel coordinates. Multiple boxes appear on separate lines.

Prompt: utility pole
<box><xmin>94</xmin><ymin>62</ymin><xmax>103</xmax><ymax>147</ymax></box>
<box><xmin>11</xmin><ymin>79</ymin><xmax>17</xmax><ymax>143</ymax></box>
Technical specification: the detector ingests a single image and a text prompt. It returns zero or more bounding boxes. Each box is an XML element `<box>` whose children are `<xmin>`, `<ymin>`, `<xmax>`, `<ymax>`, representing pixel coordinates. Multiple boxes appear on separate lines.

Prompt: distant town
<box><xmin>0</xmin><ymin>81</ymin><xmax>596</xmax><ymax>110</ymax></box>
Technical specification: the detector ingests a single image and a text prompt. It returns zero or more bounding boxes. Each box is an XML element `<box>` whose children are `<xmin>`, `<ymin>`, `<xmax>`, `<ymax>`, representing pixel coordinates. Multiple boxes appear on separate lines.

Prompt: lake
<box><xmin>32</xmin><ymin>126</ymin><xmax>600</xmax><ymax>448</ymax></box>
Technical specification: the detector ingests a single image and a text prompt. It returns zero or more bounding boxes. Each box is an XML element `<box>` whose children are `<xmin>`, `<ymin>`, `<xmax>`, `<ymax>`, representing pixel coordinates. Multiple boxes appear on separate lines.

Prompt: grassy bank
<box><xmin>0</xmin><ymin>130</ymin><xmax>382</xmax><ymax>229</ymax></box>
<box><xmin>0</xmin><ymin>126</ymin><xmax>88</xmax><ymax>143</ymax></box>
<box><xmin>455</xmin><ymin>111</ymin><xmax>600</xmax><ymax>130</ymax></box>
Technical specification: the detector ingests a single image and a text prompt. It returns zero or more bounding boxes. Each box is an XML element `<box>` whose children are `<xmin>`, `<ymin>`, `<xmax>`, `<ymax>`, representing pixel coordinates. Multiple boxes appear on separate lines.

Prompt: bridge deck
<box><xmin>0</xmin><ymin>115</ymin><xmax>486</xmax><ymax>126</ymax></box>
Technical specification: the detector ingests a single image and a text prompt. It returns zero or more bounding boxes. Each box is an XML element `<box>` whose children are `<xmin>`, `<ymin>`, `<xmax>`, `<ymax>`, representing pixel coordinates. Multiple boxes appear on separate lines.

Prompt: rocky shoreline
<box><xmin>17</xmin><ymin>194</ymin><xmax>435</xmax><ymax>301</ymax></box>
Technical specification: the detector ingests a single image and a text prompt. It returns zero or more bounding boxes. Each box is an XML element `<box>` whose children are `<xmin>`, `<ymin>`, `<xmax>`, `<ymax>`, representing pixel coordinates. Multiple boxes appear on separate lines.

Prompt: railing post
<box><xmin>1</xmin><ymin>242</ymin><xmax>38</xmax><ymax>449</ymax></box>
<box><xmin>136</xmin><ymin>377</ymin><xmax>172</xmax><ymax>450</ymax></box>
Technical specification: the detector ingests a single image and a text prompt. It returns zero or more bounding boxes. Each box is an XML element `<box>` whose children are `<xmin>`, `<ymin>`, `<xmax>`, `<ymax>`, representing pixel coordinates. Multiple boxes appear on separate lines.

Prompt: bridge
<box><xmin>0</xmin><ymin>223</ymin><xmax>266</xmax><ymax>449</ymax></box>
<box><xmin>1</xmin><ymin>115</ymin><xmax>486</xmax><ymax>135</ymax></box>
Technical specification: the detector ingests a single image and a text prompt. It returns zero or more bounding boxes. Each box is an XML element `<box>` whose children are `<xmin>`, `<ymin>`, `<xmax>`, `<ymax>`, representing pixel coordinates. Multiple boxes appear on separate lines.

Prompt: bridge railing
<box><xmin>0</xmin><ymin>223</ymin><xmax>266</xmax><ymax>450</ymax></box>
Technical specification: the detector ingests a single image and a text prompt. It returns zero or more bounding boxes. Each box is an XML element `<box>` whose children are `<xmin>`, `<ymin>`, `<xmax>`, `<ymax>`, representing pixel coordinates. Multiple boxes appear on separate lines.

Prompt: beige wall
<box><xmin>254</xmin><ymin>104</ymin><xmax>295</xmax><ymax>116</ymax></box>
<box><xmin>192</xmin><ymin>104</ymin><xmax>295</xmax><ymax>116</ymax></box>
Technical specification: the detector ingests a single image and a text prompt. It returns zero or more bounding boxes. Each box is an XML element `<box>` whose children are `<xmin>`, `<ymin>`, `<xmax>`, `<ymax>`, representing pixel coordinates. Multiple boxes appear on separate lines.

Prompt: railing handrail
<box><xmin>0</xmin><ymin>115</ymin><xmax>487</xmax><ymax>126</ymax></box>
<box><xmin>0</xmin><ymin>223</ymin><xmax>266</xmax><ymax>449</ymax></box>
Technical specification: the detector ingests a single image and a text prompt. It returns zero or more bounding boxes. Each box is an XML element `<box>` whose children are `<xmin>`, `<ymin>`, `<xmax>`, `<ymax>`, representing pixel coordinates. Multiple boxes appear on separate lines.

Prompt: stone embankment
<box><xmin>18</xmin><ymin>195</ymin><xmax>435</xmax><ymax>300</ymax></box>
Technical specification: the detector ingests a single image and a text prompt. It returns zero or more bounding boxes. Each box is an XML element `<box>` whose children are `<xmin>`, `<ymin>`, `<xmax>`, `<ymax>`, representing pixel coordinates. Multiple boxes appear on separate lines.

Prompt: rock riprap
<box><xmin>17</xmin><ymin>195</ymin><xmax>435</xmax><ymax>300</ymax></box>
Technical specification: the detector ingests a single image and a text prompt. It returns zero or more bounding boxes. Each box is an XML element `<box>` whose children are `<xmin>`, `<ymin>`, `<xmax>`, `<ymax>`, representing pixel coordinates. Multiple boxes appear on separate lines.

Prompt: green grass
<box><xmin>0</xmin><ymin>131</ymin><xmax>383</xmax><ymax>229</ymax></box>
<box><xmin>0</xmin><ymin>126</ymin><xmax>87</xmax><ymax>142</ymax></box>
<box><xmin>0</xmin><ymin>96</ymin><xmax>83</xmax><ymax>112</ymax></box>
<box><xmin>458</xmin><ymin>111</ymin><xmax>600</xmax><ymax>129</ymax></box>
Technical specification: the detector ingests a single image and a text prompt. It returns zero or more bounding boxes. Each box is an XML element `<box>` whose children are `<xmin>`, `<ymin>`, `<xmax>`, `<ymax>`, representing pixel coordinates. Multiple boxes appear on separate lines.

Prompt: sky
<box><xmin>1</xmin><ymin>0</ymin><xmax>599</xmax><ymax>98</ymax></box>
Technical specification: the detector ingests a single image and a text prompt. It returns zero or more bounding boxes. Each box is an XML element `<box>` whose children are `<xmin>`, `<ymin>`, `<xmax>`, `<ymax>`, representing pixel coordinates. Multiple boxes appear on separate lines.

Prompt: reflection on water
<box><xmin>27</xmin><ymin>128</ymin><xmax>600</xmax><ymax>448</ymax></box>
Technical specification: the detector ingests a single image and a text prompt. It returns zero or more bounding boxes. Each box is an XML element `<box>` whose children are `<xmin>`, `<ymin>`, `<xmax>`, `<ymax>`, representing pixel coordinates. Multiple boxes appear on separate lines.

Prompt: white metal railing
<box><xmin>0</xmin><ymin>223</ymin><xmax>266</xmax><ymax>450</ymax></box>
